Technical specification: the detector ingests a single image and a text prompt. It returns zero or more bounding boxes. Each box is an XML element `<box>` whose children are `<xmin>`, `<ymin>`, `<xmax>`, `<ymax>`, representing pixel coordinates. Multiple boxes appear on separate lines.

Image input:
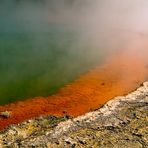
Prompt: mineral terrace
<box><xmin>0</xmin><ymin>82</ymin><xmax>148</xmax><ymax>148</ymax></box>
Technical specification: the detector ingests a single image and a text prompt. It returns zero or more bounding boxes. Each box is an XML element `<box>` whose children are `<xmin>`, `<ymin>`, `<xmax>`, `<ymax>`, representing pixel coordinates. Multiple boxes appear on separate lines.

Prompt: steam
<box><xmin>1</xmin><ymin>0</ymin><xmax>148</xmax><ymax>52</ymax></box>
<box><xmin>0</xmin><ymin>0</ymin><xmax>148</xmax><ymax>104</ymax></box>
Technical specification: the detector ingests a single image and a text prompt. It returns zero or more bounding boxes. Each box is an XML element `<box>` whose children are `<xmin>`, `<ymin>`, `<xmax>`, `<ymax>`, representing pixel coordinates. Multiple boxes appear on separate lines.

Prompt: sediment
<box><xmin>0</xmin><ymin>82</ymin><xmax>148</xmax><ymax>147</ymax></box>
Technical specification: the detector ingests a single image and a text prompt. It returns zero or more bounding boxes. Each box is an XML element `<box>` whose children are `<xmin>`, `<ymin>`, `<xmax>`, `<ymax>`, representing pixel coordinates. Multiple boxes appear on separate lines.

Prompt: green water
<box><xmin>0</xmin><ymin>26</ymin><xmax>105</xmax><ymax>105</ymax></box>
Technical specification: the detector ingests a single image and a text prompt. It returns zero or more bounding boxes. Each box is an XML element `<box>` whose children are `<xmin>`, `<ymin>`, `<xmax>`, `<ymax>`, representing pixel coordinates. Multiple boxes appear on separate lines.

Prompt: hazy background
<box><xmin>0</xmin><ymin>0</ymin><xmax>148</xmax><ymax>104</ymax></box>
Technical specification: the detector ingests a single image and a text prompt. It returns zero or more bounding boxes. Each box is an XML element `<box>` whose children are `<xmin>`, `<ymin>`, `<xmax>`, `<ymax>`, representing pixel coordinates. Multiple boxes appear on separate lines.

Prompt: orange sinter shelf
<box><xmin>0</xmin><ymin>49</ymin><xmax>148</xmax><ymax>130</ymax></box>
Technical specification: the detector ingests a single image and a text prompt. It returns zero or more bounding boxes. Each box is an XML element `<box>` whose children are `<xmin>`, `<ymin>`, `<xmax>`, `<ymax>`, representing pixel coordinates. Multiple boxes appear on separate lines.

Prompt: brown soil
<box><xmin>0</xmin><ymin>49</ymin><xmax>148</xmax><ymax>130</ymax></box>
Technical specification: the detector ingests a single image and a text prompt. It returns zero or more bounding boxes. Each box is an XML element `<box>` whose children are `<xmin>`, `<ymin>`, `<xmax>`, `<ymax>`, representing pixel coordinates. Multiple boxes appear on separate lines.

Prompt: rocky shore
<box><xmin>0</xmin><ymin>82</ymin><xmax>148</xmax><ymax>147</ymax></box>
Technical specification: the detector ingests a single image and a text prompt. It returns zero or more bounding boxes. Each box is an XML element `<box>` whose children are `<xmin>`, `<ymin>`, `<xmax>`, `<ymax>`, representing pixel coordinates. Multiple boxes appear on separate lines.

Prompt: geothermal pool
<box><xmin>0</xmin><ymin>27</ymin><xmax>106</xmax><ymax>105</ymax></box>
<box><xmin>1</xmin><ymin>26</ymin><xmax>148</xmax><ymax>130</ymax></box>
<box><xmin>0</xmin><ymin>46</ymin><xmax>148</xmax><ymax>130</ymax></box>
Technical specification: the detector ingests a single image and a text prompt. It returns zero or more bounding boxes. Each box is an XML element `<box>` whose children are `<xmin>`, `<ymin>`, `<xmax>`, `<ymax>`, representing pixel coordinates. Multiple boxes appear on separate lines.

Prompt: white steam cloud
<box><xmin>0</xmin><ymin>0</ymin><xmax>148</xmax><ymax>103</ymax></box>
<box><xmin>1</xmin><ymin>0</ymin><xmax>148</xmax><ymax>54</ymax></box>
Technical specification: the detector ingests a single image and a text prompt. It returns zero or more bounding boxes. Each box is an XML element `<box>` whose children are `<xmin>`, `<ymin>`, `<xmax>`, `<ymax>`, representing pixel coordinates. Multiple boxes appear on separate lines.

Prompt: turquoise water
<box><xmin>0</xmin><ymin>26</ymin><xmax>105</xmax><ymax>105</ymax></box>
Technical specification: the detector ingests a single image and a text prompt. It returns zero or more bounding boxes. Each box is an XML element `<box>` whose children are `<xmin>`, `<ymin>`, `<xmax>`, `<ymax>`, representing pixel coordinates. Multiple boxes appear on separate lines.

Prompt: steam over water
<box><xmin>0</xmin><ymin>1</ymin><xmax>106</xmax><ymax>104</ymax></box>
<box><xmin>0</xmin><ymin>0</ymin><xmax>148</xmax><ymax>105</ymax></box>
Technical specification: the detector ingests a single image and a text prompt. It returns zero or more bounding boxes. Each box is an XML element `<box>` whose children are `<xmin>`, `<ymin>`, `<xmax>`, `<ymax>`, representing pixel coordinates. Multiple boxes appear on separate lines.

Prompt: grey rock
<box><xmin>0</xmin><ymin>111</ymin><xmax>11</xmax><ymax>118</ymax></box>
<box><xmin>0</xmin><ymin>82</ymin><xmax>148</xmax><ymax>147</ymax></box>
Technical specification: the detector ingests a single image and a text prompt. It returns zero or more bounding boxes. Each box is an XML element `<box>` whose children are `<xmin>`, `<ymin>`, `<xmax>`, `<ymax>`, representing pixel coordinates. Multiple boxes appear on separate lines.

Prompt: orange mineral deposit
<box><xmin>0</xmin><ymin>48</ymin><xmax>148</xmax><ymax>130</ymax></box>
